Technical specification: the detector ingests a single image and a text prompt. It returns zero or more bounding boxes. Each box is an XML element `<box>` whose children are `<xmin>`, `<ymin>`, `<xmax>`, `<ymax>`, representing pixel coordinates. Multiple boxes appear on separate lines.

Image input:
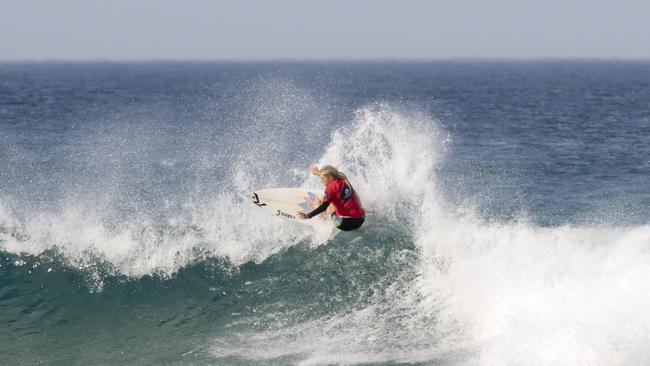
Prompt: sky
<box><xmin>0</xmin><ymin>0</ymin><xmax>649</xmax><ymax>60</ymax></box>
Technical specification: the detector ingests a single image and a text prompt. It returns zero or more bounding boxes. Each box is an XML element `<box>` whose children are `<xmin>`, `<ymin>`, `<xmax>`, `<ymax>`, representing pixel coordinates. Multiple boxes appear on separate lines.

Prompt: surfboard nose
<box><xmin>249</xmin><ymin>192</ymin><xmax>266</xmax><ymax>207</ymax></box>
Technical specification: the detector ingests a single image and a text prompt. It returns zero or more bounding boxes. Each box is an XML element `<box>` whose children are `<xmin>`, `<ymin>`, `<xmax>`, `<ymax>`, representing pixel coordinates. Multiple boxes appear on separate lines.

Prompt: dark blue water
<box><xmin>1</xmin><ymin>61</ymin><xmax>649</xmax><ymax>365</ymax></box>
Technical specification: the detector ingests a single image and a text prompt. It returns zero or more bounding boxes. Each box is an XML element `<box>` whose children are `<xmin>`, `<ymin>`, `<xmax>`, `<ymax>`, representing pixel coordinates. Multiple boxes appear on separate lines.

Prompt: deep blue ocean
<box><xmin>1</xmin><ymin>61</ymin><xmax>649</xmax><ymax>365</ymax></box>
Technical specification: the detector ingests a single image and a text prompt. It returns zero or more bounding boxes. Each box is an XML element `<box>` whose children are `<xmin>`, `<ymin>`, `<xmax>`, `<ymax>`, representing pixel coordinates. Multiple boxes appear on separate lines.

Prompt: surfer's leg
<box><xmin>336</xmin><ymin>217</ymin><xmax>365</xmax><ymax>231</ymax></box>
<box><xmin>330</xmin><ymin>212</ymin><xmax>343</xmax><ymax>228</ymax></box>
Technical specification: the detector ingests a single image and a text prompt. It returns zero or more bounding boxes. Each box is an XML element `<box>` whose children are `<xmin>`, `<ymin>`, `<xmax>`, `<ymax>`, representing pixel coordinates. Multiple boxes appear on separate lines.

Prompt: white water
<box><xmin>210</xmin><ymin>105</ymin><xmax>650</xmax><ymax>365</ymax></box>
<box><xmin>0</xmin><ymin>79</ymin><xmax>335</xmax><ymax>277</ymax></box>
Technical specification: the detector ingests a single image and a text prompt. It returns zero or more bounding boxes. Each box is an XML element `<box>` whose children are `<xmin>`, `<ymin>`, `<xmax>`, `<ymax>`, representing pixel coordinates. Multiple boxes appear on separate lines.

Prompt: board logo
<box><xmin>276</xmin><ymin>209</ymin><xmax>295</xmax><ymax>219</ymax></box>
<box><xmin>250</xmin><ymin>192</ymin><xmax>267</xmax><ymax>207</ymax></box>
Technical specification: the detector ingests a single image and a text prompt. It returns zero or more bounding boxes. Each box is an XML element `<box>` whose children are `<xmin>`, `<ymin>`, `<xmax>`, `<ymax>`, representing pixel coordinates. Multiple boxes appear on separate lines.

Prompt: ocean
<box><xmin>1</xmin><ymin>61</ymin><xmax>649</xmax><ymax>365</ymax></box>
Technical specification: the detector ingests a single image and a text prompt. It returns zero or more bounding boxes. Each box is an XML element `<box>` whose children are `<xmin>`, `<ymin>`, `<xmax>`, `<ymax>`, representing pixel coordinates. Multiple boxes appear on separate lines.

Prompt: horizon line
<box><xmin>2</xmin><ymin>56</ymin><xmax>650</xmax><ymax>64</ymax></box>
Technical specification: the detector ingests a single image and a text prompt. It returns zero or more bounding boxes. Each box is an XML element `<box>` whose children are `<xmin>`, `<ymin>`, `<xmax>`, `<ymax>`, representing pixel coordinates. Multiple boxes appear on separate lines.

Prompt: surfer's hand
<box><xmin>296</xmin><ymin>212</ymin><xmax>308</xmax><ymax>219</ymax></box>
<box><xmin>309</xmin><ymin>165</ymin><xmax>319</xmax><ymax>175</ymax></box>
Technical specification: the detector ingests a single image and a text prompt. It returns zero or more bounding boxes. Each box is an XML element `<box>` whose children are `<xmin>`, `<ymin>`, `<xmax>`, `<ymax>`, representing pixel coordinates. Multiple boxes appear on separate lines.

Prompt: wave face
<box><xmin>1</xmin><ymin>61</ymin><xmax>650</xmax><ymax>365</ymax></box>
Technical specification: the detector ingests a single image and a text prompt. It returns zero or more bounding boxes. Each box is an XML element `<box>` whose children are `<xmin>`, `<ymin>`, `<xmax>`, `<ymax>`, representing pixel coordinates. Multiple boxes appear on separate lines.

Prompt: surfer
<box><xmin>297</xmin><ymin>165</ymin><xmax>365</xmax><ymax>231</ymax></box>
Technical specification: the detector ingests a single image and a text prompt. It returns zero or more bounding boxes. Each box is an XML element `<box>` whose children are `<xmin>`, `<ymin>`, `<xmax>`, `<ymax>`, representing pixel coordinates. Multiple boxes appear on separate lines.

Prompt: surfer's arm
<box><xmin>306</xmin><ymin>201</ymin><xmax>330</xmax><ymax>218</ymax></box>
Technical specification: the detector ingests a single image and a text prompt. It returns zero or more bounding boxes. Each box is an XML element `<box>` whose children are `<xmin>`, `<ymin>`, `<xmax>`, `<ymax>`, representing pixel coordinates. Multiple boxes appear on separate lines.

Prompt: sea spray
<box><xmin>210</xmin><ymin>104</ymin><xmax>650</xmax><ymax>366</ymax></box>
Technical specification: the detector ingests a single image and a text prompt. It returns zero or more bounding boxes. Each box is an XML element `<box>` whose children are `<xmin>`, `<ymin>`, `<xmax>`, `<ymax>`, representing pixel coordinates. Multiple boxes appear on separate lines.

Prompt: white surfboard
<box><xmin>248</xmin><ymin>188</ymin><xmax>331</xmax><ymax>228</ymax></box>
<box><xmin>248</xmin><ymin>188</ymin><xmax>352</xmax><ymax>244</ymax></box>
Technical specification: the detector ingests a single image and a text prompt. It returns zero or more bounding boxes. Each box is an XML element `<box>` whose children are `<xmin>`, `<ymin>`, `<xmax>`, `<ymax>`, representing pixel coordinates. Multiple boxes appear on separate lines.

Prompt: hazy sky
<box><xmin>1</xmin><ymin>0</ymin><xmax>648</xmax><ymax>60</ymax></box>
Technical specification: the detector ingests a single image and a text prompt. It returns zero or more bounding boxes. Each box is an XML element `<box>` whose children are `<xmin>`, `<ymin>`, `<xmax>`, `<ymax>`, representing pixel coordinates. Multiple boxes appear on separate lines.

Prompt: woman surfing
<box><xmin>297</xmin><ymin>165</ymin><xmax>365</xmax><ymax>231</ymax></box>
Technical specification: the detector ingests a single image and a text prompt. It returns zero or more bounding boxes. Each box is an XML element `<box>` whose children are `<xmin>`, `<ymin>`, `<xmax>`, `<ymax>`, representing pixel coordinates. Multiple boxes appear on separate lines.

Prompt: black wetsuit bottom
<box><xmin>335</xmin><ymin>216</ymin><xmax>365</xmax><ymax>231</ymax></box>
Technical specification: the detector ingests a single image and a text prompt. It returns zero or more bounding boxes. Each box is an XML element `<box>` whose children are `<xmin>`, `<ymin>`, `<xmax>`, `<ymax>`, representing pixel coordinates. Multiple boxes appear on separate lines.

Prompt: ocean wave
<box><xmin>2</xmin><ymin>103</ymin><xmax>650</xmax><ymax>365</ymax></box>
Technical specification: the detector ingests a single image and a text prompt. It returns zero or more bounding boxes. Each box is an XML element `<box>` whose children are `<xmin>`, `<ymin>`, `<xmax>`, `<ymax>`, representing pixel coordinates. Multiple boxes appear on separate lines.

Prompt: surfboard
<box><xmin>248</xmin><ymin>188</ymin><xmax>331</xmax><ymax>227</ymax></box>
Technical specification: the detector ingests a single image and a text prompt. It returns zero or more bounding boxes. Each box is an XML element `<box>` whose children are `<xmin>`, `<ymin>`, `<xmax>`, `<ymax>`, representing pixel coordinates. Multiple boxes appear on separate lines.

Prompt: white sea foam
<box><xmin>0</xmin><ymin>191</ymin><xmax>321</xmax><ymax>278</ymax></box>
<box><xmin>416</xmin><ymin>219</ymin><xmax>650</xmax><ymax>365</ymax></box>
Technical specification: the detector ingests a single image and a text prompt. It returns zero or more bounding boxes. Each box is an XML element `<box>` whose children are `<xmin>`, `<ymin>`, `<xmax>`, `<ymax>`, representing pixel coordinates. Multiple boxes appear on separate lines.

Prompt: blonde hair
<box><xmin>319</xmin><ymin>165</ymin><xmax>353</xmax><ymax>189</ymax></box>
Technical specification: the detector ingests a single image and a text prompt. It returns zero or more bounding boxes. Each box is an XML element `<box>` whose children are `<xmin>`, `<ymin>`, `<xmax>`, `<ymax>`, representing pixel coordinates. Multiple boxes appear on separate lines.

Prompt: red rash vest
<box><xmin>322</xmin><ymin>178</ymin><xmax>365</xmax><ymax>218</ymax></box>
